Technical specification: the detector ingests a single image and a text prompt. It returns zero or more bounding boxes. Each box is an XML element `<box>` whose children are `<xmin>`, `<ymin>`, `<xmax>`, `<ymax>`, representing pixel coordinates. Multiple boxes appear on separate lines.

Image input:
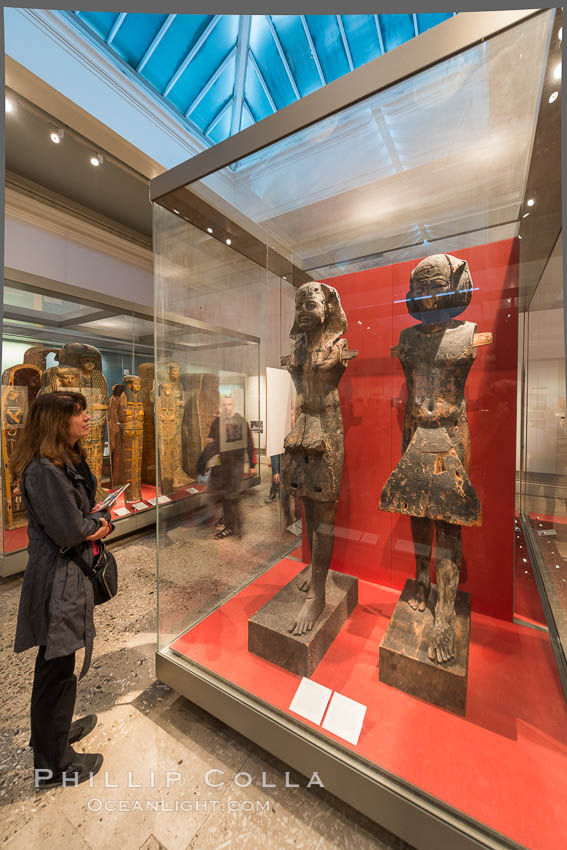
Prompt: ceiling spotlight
<box><xmin>522</xmin><ymin>212</ymin><xmax>529</xmax><ymax>218</ymax></box>
<box><xmin>553</xmin><ymin>61</ymin><xmax>561</xmax><ymax>81</ymax></box>
<box><xmin>282</xmin><ymin>276</ymin><xmax>287</xmax><ymax>280</ymax></box>
<box><xmin>526</xmin><ymin>198</ymin><xmax>535</xmax><ymax>207</ymax></box>
<box><xmin>50</xmin><ymin>128</ymin><xmax>64</xmax><ymax>144</ymax></box>
<box><xmin>559</xmin><ymin>27</ymin><xmax>562</xmax><ymax>41</ymax></box>
<box><xmin>207</xmin><ymin>227</ymin><xmax>213</xmax><ymax>234</ymax></box>
<box><xmin>225</xmin><ymin>238</ymin><xmax>232</xmax><ymax>246</ymax></box>
<box><xmin>90</xmin><ymin>153</ymin><xmax>103</xmax><ymax>167</ymax></box>
<box><xmin>549</xmin><ymin>91</ymin><xmax>559</xmax><ymax>103</ymax></box>
<box><xmin>172</xmin><ymin>208</ymin><xmax>179</xmax><ymax>214</ymax></box>
<box><xmin>5</xmin><ymin>97</ymin><xmax>15</xmax><ymax>114</ymax></box>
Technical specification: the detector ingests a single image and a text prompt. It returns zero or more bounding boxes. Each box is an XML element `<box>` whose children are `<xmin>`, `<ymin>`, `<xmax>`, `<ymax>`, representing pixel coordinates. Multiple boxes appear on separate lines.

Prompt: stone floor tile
<box><xmin>186</xmin><ymin>748</ymin><xmax>405</xmax><ymax>850</ymax></box>
<box><xmin>2</xmin><ymin>806</ymin><xmax>92</xmax><ymax>850</ymax></box>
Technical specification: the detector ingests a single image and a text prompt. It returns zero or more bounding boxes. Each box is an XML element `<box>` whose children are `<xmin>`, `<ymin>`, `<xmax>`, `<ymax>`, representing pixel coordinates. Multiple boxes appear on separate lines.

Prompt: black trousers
<box><xmin>222</xmin><ymin>456</ymin><xmax>244</xmax><ymax>534</ymax></box>
<box><xmin>30</xmin><ymin>645</ymin><xmax>77</xmax><ymax>773</ymax></box>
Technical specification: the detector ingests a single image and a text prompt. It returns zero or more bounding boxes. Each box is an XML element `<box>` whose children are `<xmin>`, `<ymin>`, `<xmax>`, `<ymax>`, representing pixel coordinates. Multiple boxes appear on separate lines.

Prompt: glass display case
<box><xmin>151</xmin><ymin>11</ymin><xmax>564</xmax><ymax>850</ymax></box>
<box><xmin>0</xmin><ymin>269</ymin><xmax>258</xmax><ymax>576</ymax></box>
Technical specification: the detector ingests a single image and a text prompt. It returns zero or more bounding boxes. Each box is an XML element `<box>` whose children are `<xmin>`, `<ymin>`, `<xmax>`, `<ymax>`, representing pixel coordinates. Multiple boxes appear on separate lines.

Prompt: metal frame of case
<box><xmin>151</xmin><ymin>10</ymin><xmax>560</xmax><ymax>850</ymax></box>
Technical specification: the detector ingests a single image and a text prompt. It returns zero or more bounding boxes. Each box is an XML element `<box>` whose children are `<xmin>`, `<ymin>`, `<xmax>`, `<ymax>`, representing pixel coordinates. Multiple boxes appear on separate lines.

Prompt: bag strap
<box><xmin>20</xmin><ymin>471</ymin><xmax>98</xmax><ymax>577</ymax></box>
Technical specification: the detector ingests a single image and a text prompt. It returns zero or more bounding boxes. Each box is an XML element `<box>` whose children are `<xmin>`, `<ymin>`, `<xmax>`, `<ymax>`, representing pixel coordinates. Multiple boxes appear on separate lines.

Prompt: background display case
<box><xmin>0</xmin><ymin>269</ymin><xmax>259</xmax><ymax>575</ymax></box>
<box><xmin>151</xmin><ymin>11</ymin><xmax>564</xmax><ymax>850</ymax></box>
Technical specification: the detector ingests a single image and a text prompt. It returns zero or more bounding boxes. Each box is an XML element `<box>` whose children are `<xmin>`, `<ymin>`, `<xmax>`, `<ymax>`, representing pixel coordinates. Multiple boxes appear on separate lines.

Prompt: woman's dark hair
<box><xmin>10</xmin><ymin>391</ymin><xmax>87</xmax><ymax>478</ymax></box>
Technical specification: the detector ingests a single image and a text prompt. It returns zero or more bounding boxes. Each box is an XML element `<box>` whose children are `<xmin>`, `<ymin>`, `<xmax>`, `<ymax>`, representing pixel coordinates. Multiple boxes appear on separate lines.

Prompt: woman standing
<box><xmin>12</xmin><ymin>392</ymin><xmax>112</xmax><ymax>787</ymax></box>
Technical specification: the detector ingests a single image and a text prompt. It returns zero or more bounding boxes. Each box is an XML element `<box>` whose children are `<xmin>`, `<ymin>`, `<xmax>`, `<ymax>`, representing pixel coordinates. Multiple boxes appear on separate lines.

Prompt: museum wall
<box><xmin>321</xmin><ymin>238</ymin><xmax>518</xmax><ymax>622</ymax></box>
<box><xmin>525</xmin><ymin>307</ymin><xmax>566</xmax><ymax>478</ymax></box>
<box><xmin>5</xmin><ymin>215</ymin><xmax>153</xmax><ymax>307</ymax></box>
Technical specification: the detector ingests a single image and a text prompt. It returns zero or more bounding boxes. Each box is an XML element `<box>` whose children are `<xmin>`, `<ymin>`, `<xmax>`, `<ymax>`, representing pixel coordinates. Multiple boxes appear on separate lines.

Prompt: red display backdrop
<box><xmin>319</xmin><ymin>239</ymin><xmax>518</xmax><ymax>621</ymax></box>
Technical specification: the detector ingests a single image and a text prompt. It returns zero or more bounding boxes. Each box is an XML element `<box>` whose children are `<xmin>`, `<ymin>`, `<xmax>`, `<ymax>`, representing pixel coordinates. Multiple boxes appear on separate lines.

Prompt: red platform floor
<box><xmin>171</xmin><ymin>556</ymin><xmax>567</xmax><ymax>850</ymax></box>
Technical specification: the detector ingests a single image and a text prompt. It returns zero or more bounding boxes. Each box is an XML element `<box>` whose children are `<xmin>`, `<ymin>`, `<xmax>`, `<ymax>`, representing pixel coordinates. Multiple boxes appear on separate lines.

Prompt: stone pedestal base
<box><xmin>248</xmin><ymin>568</ymin><xmax>358</xmax><ymax>677</ymax></box>
<box><xmin>379</xmin><ymin>579</ymin><xmax>470</xmax><ymax>715</ymax></box>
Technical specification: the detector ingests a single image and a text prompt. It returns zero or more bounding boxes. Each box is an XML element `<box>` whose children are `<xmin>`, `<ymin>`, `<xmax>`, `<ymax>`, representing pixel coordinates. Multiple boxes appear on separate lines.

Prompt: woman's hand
<box><xmin>86</xmin><ymin>518</ymin><xmax>111</xmax><ymax>541</ymax></box>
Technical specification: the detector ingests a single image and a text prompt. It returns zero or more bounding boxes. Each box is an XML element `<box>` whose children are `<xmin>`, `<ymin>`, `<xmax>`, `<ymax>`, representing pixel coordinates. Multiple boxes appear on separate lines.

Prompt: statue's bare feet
<box><xmin>288</xmin><ymin>596</ymin><xmax>324</xmax><ymax>636</ymax></box>
<box><xmin>408</xmin><ymin>579</ymin><xmax>429</xmax><ymax>612</ymax></box>
<box><xmin>428</xmin><ymin>613</ymin><xmax>456</xmax><ymax>664</ymax></box>
<box><xmin>297</xmin><ymin>564</ymin><xmax>312</xmax><ymax>592</ymax></box>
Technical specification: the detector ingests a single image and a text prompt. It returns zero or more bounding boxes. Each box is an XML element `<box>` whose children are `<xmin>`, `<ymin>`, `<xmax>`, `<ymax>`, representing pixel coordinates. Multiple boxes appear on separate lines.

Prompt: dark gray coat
<box><xmin>14</xmin><ymin>457</ymin><xmax>103</xmax><ymax>677</ymax></box>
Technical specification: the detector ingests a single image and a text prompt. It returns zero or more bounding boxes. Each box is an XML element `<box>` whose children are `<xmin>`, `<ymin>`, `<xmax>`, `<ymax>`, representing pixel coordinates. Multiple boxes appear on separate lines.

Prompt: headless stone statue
<box><xmin>23</xmin><ymin>345</ymin><xmax>58</xmax><ymax>372</ymax></box>
<box><xmin>182</xmin><ymin>373</ymin><xmax>220</xmax><ymax>477</ymax></box>
<box><xmin>380</xmin><ymin>254</ymin><xmax>492</xmax><ymax>664</ymax></box>
<box><xmin>281</xmin><ymin>282</ymin><xmax>357</xmax><ymax>636</ymax></box>
<box><xmin>58</xmin><ymin>343</ymin><xmax>108</xmax><ymax>497</ymax></box>
<box><xmin>118</xmin><ymin>375</ymin><xmax>144</xmax><ymax>502</ymax></box>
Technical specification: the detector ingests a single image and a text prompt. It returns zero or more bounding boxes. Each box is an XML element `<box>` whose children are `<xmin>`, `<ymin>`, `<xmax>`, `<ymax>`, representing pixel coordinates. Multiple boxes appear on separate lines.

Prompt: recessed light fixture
<box><xmin>50</xmin><ymin>128</ymin><xmax>64</xmax><ymax>144</ymax></box>
<box><xmin>5</xmin><ymin>97</ymin><xmax>15</xmax><ymax>113</ymax></box>
<box><xmin>90</xmin><ymin>153</ymin><xmax>103</xmax><ymax>167</ymax></box>
<box><xmin>559</xmin><ymin>27</ymin><xmax>562</xmax><ymax>41</ymax></box>
<box><xmin>553</xmin><ymin>61</ymin><xmax>561</xmax><ymax>81</ymax></box>
<box><xmin>549</xmin><ymin>91</ymin><xmax>559</xmax><ymax>103</ymax></box>
<box><xmin>527</xmin><ymin>198</ymin><xmax>535</xmax><ymax>207</ymax></box>
<box><xmin>207</xmin><ymin>227</ymin><xmax>213</xmax><ymax>234</ymax></box>
<box><xmin>282</xmin><ymin>276</ymin><xmax>287</xmax><ymax>280</ymax></box>
<box><xmin>225</xmin><ymin>238</ymin><xmax>232</xmax><ymax>246</ymax></box>
<box><xmin>173</xmin><ymin>208</ymin><xmax>179</xmax><ymax>215</ymax></box>
<box><xmin>522</xmin><ymin>212</ymin><xmax>529</xmax><ymax>218</ymax></box>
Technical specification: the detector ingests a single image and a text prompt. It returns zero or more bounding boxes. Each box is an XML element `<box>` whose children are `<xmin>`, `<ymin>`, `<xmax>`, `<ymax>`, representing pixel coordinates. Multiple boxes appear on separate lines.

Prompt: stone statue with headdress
<box><xmin>380</xmin><ymin>254</ymin><xmax>492</xmax><ymax>666</ymax></box>
<box><xmin>281</xmin><ymin>281</ymin><xmax>357</xmax><ymax>636</ymax></box>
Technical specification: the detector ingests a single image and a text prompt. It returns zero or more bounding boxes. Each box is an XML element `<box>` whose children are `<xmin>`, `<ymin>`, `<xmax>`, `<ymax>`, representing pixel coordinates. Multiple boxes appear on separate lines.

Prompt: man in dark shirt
<box><xmin>208</xmin><ymin>396</ymin><xmax>255</xmax><ymax>538</ymax></box>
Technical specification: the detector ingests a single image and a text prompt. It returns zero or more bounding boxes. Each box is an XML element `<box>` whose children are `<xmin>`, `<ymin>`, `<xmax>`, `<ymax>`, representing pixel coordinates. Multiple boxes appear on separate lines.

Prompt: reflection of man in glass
<box><xmin>208</xmin><ymin>395</ymin><xmax>256</xmax><ymax>539</ymax></box>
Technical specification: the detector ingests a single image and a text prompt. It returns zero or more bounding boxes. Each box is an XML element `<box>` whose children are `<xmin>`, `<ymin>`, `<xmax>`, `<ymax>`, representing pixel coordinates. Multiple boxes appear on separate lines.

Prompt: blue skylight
<box><xmin>67</xmin><ymin>12</ymin><xmax>455</xmax><ymax>146</ymax></box>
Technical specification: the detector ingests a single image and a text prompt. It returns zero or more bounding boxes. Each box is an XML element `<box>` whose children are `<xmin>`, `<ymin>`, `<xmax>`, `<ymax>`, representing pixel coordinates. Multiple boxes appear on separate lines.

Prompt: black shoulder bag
<box><xmin>61</xmin><ymin>542</ymin><xmax>118</xmax><ymax>606</ymax></box>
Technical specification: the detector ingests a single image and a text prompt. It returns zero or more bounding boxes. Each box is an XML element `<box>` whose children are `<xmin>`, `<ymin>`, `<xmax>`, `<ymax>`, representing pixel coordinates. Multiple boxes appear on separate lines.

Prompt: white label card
<box><xmin>157</xmin><ymin>495</ymin><xmax>172</xmax><ymax>504</ymax></box>
<box><xmin>146</xmin><ymin>498</ymin><xmax>157</xmax><ymax>506</ymax></box>
<box><xmin>321</xmin><ymin>692</ymin><xmax>366</xmax><ymax>746</ymax></box>
<box><xmin>186</xmin><ymin>487</ymin><xmax>199</xmax><ymax>494</ymax></box>
<box><xmin>289</xmin><ymin>678</ymin><xmax>332</xmax><ymax>726</ymax></box>
<box><xmin>113</xmin><ymin>507</ymin><xmax>131</xmax><ymax>518</ymax></box>
<box><xmin>132</xmin><ymin>502</ymin><xmax>147</xmax><ymax>511</ymax></box>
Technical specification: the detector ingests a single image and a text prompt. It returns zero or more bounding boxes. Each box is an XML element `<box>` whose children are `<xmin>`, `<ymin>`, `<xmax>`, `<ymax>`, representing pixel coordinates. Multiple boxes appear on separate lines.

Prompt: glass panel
<box><xmin>3</xmin><ymin>284</ymin><xmax>104</xmax><ymax>318</ymax></box>
<box><xmin>192</xmin><ymin>12</ymin><xmax>549</xmax><ymax>276</ymax></box>
<box><xmin>519</xmin><ymin>235</ymin><xmax>566</xmax><ymax>635</ymax></box>
<box><xmin>154</xmin><ymin>204</ymin><xmax>299</xmax><ymax>649</ymax></box>
<box><xmin>153</xmin><ymin>13</ymin><xmax>565</xmax><ymax>850</ymax></box>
